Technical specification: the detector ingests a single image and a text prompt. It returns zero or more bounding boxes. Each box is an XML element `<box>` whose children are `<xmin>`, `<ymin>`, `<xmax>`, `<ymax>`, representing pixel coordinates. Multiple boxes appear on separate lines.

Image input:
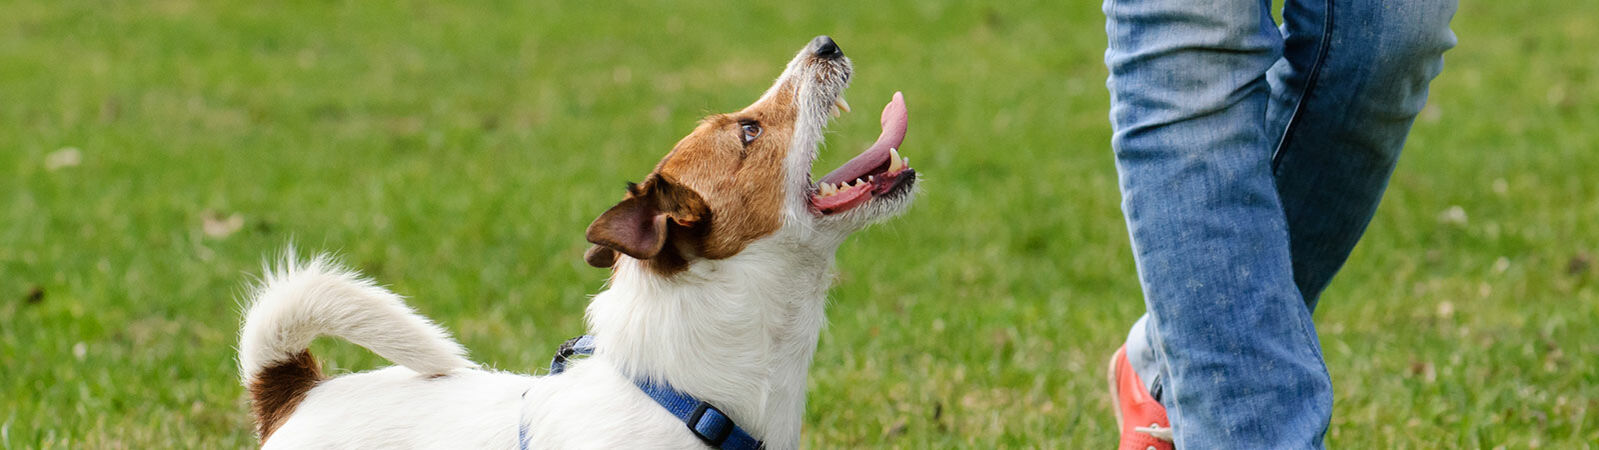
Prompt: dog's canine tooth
<box><xmin>888</xmin><ymin>148</ymin><xmax>904</xmax><ymax>172</ymax></box>
<box><xmin>834</xmin><ymin>98</ymin><xmax>851</xmax><ymax>113</ymax></box>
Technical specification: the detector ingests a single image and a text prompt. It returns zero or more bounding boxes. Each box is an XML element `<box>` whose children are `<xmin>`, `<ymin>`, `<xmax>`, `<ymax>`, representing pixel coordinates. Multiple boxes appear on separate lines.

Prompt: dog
<box><xmin>237</xmin><ymin>35</ymin><xmax>917</xmax><ymax>449</ymax></box>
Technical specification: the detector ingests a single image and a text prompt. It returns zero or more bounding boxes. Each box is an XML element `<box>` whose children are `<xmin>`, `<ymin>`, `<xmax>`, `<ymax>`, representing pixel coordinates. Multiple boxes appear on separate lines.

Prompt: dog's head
<box><xmin>585</xmin><ymin>36</ymin><xmax>917</xmax><ymax>274</ymax></box>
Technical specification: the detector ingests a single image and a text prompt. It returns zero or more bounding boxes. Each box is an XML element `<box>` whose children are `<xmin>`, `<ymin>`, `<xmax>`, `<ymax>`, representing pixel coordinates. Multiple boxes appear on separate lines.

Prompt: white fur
<box><xmin>239</xmin><ymin>40</ymin><xmax>913</xmax><ymax>450</ymax></box>
<box><xmin>238</xmin><ymin>253</ymin><xmax>476</xmax><ymax>380</ymax></box>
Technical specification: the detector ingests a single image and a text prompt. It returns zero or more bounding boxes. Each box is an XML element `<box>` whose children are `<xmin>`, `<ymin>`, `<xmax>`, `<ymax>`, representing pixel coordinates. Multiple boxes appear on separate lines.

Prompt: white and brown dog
<box><xmin>238</xmin><ymin>36</ymin><xmax>917</xmax><ymax>449</ymax></box>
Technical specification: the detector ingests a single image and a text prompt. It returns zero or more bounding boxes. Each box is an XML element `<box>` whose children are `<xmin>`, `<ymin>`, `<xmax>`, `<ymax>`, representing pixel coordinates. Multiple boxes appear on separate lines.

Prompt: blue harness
<box><xmin>519</xmin><ymin>335</ymin><xmax>764</xmax><ymax>450</ymax></box>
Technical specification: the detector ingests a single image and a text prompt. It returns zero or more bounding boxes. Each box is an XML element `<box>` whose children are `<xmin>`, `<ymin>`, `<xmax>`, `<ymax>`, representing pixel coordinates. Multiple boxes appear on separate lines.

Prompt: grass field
<box><xmin>3</xmin><ymin>0</ymin><xmax>1596</xmax><ymax>447</ymax></box>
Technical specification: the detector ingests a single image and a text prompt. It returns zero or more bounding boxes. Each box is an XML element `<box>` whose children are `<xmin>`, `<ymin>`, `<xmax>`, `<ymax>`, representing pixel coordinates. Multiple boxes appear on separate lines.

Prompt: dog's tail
<box><xmin>238</xmin><ymin>253</ymin><xmax>476</xmax><ymax>439</ymax></box>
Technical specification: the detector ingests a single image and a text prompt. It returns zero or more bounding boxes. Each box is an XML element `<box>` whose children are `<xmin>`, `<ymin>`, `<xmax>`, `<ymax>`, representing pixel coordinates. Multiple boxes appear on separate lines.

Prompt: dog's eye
<box><xmin>740</xmin><ymin>122</ymin><xmax>762</xmax><ymax>145</ymax></box>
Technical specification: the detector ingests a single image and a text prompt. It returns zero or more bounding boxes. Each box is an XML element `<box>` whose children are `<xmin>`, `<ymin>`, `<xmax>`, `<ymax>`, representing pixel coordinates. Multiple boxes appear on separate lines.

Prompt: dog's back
<box><xmin>262</xmin><ymin>367</ymin><xmax>534</xmax><ymax>449</ymax></box>
<box><xmin>238</xmin><ymin>256</ymin><xmax>715</xmax><ymax>449</ymax></box>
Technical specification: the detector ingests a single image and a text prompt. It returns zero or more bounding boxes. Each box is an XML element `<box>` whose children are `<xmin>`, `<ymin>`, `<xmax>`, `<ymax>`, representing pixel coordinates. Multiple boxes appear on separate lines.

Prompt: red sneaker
<box><xmin>1108</xmin><ymin>346</ymin><xmax>1174</xmax><ymax>450</ymax></box>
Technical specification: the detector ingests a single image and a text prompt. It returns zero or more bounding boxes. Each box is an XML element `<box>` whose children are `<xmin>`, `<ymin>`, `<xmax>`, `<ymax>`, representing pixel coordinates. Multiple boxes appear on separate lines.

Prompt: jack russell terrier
<box><xmin>238</xmin><ymin>35</ymin><xmax>916</xmax><ymax>449</ymax></box>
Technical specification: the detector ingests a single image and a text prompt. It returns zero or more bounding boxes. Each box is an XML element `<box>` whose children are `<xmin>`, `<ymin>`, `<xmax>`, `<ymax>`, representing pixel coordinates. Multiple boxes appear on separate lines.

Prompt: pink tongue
<box><xmin>819</xmin><ymin>92</ymin><xmax>907</xmax><ymax>185</ymax></box>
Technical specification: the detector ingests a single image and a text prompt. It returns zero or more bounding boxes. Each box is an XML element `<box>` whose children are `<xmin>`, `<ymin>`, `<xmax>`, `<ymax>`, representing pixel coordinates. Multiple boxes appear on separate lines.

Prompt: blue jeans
<box><xmin>1104</xmin><ymin>0</ymin><xmax>1457</xmax><ymax>447</ymax></box>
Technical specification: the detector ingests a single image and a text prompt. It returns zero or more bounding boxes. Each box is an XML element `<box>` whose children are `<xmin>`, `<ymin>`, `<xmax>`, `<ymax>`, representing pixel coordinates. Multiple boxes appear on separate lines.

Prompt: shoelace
<box><xmin>1134</xmin><ymin>423</ymin><xmax>1174</xmax><ymax>442</ymax></box>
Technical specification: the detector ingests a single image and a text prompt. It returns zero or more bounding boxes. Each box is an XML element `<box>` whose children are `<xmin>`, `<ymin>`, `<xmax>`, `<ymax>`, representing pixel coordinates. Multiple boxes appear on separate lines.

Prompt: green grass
<box><xmin>3</xmin><ymin>0</ymin><xmax>1595</xmax><ymax>447</ymax></box>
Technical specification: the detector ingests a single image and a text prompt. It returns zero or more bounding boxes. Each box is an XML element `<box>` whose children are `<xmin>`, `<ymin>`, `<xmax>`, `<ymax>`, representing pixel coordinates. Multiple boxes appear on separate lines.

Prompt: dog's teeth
<box><xmin>820</xmin><ymin>183</ymin><xmax>836</xmax><ymax>196</ymax></box>
<box><xmin>888</xmin><ymin>148</ymin><xmax>904</xmax><ymax>172</ymax></box>
<box><xmin>868</xmin><ymin>175</ymin><xmax>875</xmax><ymax>183</ymax></box>
<box><xmin>834</xmin><ymin>98</ymin><xmax>851</xmax><ymax>113</ymax></box>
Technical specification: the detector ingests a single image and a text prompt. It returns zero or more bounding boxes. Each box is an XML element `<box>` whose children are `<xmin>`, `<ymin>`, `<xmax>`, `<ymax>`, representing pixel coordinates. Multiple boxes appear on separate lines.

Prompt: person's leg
<box><xmin>1267</xmin><ymin>0</ymin><xmax>1459</xmax><ymax>309</ymax></box>
<box><xmin>1104</xmin><ymin>0</ymin><xmax>1332</xmax><ymax>447</ymax></box>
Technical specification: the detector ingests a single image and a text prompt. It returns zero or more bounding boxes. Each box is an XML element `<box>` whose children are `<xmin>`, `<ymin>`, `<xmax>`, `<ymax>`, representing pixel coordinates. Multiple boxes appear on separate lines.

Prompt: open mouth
<box><xmin>811</xmin><ymin>91</ymin><xmax>915</xmax><ymax>215</ymax></box>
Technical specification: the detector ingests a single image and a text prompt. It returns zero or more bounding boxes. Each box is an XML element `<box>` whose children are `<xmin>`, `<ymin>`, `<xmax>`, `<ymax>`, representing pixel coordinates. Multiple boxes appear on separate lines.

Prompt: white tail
<box><xmin>238</xmin><ymin>253</ymin><xmax>476</xmax><ymax>383</ymax></box>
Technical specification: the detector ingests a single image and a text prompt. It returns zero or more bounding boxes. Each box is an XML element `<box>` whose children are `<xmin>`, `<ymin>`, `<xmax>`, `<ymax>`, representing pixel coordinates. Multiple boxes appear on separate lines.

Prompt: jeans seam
<box><xmin>1271</xmin><ymin>0</ymin><xmax>1339</xmax><ymax>383</ymax></box>
<box><xmin>1269</xmin><ymin>0</ymin><xmax>1336</xmax><ymax>173</ymax></box>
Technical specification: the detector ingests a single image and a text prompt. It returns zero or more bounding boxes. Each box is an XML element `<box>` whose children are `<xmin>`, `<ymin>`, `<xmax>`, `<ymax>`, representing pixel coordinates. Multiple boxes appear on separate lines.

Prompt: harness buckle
<box><xmin>686</xmin><ymin>402</ymin><xmax>735</xmax><ymax>447</ymax></box>
<box><xmin>549</xmin><ymin>335</ymin><xmax>594</xmax><ymax>375</ymax></box>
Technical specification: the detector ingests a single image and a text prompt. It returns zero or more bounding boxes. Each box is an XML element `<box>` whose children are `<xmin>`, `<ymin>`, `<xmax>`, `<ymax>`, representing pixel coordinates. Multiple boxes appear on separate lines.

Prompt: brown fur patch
<box><xmin>249</xmin><ymin>350</ymin><xmax>324</xmax><ymax>442</ymax></box>
<box><xmin>587</xmin><ymin>81</ymin><xmax>801</xmax><ymax>276</ymax></box>
<box><xmin>655</xmin><ymin>87</ymin><xmax>797</xmax><ymax>253</ymax></box>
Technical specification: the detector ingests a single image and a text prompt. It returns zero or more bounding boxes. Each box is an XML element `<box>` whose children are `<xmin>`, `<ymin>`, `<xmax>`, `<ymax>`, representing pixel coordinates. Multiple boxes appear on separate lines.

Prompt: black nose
<box><xmin>811</xmin><ymin>35</ymin><xmax>842</xmax><ymax>59</ymax></box>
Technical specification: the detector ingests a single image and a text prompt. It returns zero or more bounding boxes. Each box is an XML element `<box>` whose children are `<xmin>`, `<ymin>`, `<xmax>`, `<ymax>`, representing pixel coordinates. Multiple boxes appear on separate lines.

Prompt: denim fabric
<box><xmin>1104</xmin><ymin>0</ymin><xmax>1457</xmax><ymax>447</ymax></box>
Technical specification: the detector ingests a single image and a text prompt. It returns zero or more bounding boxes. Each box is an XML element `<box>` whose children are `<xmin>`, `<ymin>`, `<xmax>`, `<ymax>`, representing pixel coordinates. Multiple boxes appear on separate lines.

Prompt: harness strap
<box><xmin>542</xmin><ymin>335</ymin><xmax>764</xmax><ymax>450</ymax></box>
<box><xmin>635</xmin><ymin>380</ymin><xmax>763</xmax><ymax>450</ymax></box>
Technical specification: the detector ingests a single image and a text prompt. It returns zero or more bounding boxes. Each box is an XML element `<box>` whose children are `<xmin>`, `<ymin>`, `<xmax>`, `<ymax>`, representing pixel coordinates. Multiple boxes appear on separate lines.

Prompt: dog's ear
<box><xmin>584</xmin><ymin>245</ymin><xmax>619</xmax><ymax>268</ymax></box>
<box><xmin>584</xmin><ymin>175</ymin><xmax>708</xmax><ymax>268</ymax></box>
<box><xmin>586</xmin><ymin>195</ymin><xmax>672</xmax><ymax>264</ymax></box>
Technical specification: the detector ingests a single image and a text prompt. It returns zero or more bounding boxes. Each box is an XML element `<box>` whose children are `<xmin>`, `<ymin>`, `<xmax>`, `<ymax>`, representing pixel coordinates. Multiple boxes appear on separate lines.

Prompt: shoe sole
<box><xmin>1107</xmin><ymin>348</ymin><xmax>1125</xmax><ymax>433</ymax></box>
